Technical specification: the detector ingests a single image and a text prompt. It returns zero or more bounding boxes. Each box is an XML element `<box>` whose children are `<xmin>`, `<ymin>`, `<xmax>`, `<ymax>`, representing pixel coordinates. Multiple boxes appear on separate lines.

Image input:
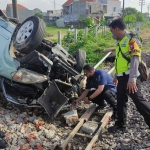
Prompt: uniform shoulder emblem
<box><xmin>129</xmin><ymin>40</ymin><xmax>135</xmax><ymax>50</ymax></box>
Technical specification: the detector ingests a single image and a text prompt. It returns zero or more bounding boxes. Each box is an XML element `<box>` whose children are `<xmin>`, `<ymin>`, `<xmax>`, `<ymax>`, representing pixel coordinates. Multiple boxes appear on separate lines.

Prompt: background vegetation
<box><xmin>45</xmin><ymin>7</ymin><xmax>150</xmax><ymax>65</ymax></box>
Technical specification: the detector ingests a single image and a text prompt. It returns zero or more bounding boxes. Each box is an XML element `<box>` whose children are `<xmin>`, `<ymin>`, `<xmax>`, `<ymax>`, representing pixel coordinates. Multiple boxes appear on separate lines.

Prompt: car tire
<box><xmin>13</xmin><ymin>16</ymin><xmax>46</xmax><ymax>54</ymax></box>
<box><xmin>74</xmin><ymin>50</ymin><xmax>86</xmax><ymax>73</ymax></box>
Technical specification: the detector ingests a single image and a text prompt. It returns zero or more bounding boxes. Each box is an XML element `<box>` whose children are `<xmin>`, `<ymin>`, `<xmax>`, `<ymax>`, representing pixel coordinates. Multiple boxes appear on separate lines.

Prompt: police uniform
<box><xmin>115</xmin><ymin>34</ymin><xmax>150</xmax><ymax>128</ymax></box>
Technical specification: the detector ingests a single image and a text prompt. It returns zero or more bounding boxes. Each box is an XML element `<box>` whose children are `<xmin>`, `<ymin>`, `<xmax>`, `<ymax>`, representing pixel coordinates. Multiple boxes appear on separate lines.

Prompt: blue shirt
<box><xmin>86</xmin><ymin>70</ymin><xmax>116</xmax><ymax>92</ymax></box>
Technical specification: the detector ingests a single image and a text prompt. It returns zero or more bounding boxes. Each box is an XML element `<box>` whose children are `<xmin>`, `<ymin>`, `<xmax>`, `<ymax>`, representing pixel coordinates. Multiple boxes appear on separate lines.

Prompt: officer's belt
<box><xmin>117</xmin><ymin>71</ymin><xmax>130</xmax><ymax>77</ymax></box>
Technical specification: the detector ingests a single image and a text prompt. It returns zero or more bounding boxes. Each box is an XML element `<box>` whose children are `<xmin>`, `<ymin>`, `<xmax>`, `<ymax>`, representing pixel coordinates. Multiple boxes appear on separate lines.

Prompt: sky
<box><xmin>0</xmin><ymin>0</ymin><xmax>150</xmax><ymax>13</ymax></box>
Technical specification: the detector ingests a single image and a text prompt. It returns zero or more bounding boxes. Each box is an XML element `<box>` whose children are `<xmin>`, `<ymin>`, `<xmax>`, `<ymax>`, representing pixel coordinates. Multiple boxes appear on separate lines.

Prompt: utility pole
<box><xmin>147</xmin><ymin>4</ymin><xmax>150</xmax><ymax>20</ymax></box>
<box><xmin>139</xmin><ymin>0</ymin><xmax>145</xmax><ymax>13</ymax></box>
<box><xmin>122</xmin><ymin>0</ymin><xmax>125</xmax><ymax>19</ymax></box>
<box><xmin>12</xmin><ymin>0</ymin><xmax>18</xmax><ymax>19</ymax></box>
<box><xmin>54</xmin><ymin>0</ymin><xmax>56</xmax><ymax>10</ymax></box>
<box><xmin>147</xmin><ymin>6</ymin><xmax>149</xmax><ymax>18</ymax></box>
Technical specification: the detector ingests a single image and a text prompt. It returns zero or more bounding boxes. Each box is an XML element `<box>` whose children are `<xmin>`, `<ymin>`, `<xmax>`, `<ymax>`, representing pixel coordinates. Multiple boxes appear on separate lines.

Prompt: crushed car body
<box><xmin>0</xmin><ymin>10</ymin><xmax>86</xmax><ymax>119</ymax></box>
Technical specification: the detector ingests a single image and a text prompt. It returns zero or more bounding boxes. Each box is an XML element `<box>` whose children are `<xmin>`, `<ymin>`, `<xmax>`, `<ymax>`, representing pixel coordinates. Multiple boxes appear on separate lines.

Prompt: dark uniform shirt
<box><xmin>86</xmin><ymin>70</ymin><xmax>116</xmax><ymax>92</ymax></box>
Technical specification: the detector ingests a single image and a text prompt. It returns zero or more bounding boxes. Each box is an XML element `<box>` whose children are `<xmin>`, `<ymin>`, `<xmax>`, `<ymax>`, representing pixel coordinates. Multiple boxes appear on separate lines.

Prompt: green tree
<box><xmin>124</xmin><ymin>7</ymin><xmax>148</xmax><ymax>23</ymax></box>
<box><xmin>136</xmin><ymin>12</ymin><xmax>147</xmax><ymax>22</ymax></box>
<box><xmin>99</xmin><ymin>15</ymin><xmax>106</xmax><ymax>26</ymax></box>
<box><xmin>124</xmin><ymin>7</ymin><xmax>138</xmax><ymax>16</ymax></box>
<box><xmin>78</xmin><ymin>17</ymin><xmax>94</xmax><ymax>28</ymax></box>
<box><xmin>124</xmin><ymin>14</ymin><xmax>136</xmax><ymax>23</ymax></box>
<box><xmin>35</xmin><ymin>12</ymin><xmax>43</xmax><ymax>19</ymax></box>
<box><xmin>143</xmin><ymin>12</ymin><xmax>149</xmax><ymax>19</ymax></box>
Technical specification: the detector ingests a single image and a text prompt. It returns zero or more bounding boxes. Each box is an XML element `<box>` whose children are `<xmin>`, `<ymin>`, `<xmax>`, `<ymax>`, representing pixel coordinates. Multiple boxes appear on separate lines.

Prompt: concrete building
<box><xmin>62</xmin><ymin>0</ymin><xmax>102</xmax><ymax>22</ymax></box>
<box><xmin>96</xmin><ymin>0</ymin><xmax>121</xmax><ymax>17</ymax></box>
<box><xmin>62</xmin><ymin>0</ymin><xmax>121</xmax><ymax>22</ymax></box>
<box><xmin>6</xmin><ymin>4</ymin><xmax>42</xmax><ymax>23</ymax></box>
<box><xmin>43</xmin><ymin>10</ymin><xmax>63</xmax><ymax>24</ymax></box>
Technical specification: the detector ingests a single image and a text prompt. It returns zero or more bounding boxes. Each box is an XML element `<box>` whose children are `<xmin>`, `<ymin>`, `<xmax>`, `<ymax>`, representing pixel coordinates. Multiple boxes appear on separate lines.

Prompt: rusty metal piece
<box><xmin>66</xmin><ymin>143</ymin><xmax>72</xmax><ymax>150</ymax></box>
<box><xmin>84</xmin><ymin>137</ymin><xmax>88</xmax><ymax>143</ymax></box>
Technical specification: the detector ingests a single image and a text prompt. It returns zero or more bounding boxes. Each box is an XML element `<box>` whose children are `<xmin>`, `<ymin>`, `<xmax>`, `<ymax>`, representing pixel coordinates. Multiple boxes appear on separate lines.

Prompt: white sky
<box><xmin>0</xmin><ymin>0</ymin><xmax>150</xmax><ymax>13</ymax></box>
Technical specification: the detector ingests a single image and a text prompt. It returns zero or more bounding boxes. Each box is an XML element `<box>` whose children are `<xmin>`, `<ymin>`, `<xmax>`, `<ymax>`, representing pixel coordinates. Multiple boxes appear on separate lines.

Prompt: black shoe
<box><xmin>0</xmin><ymin>138</ymin><xmax>7</xmax><ymax>149</ymax></box>
<box><xmin>108</xmin><ymin>121</ymin><xmax>126</xmax><ymax>132</ymax></box>
<box><xmin>111</xmin><ymin>111</ymin><xmax>118</xmax><ymax>120</ymax></box>
<box><xmin>0</xmin><ymin>131</ymin><xmax>5</xmax><ymax>139</ymax></box>
<box><xmin>95</xmin><ymin>105</ymin><xmax>107</xmax><ymax>112</ymax></box>
<box><xmin>97</xmin><ymin>101</ymin><xmax>108</xmax><ymax>109</ymax></box>
<box><xmin>115</xmin><ymin>120</ymin><xmax>126</xmax><ymax>128</ymax></box>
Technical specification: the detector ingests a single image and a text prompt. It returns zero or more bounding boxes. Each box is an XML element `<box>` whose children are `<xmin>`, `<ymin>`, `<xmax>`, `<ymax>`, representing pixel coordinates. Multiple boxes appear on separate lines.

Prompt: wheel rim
<box><xmin>16</xmin><ymin>20</ymin><xmax>34</xmax><ymax>43</ymax></box>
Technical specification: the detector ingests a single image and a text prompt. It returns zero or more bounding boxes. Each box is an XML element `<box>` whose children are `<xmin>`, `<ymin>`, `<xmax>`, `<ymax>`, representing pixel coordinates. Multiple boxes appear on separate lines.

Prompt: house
<box><xmin>62</xmin><ymin>0</ymin><xmax>102</xmax><ymax>23</ymax></box>
<box><xmin>2</xmin><ymin>10</ymin><xmax>6</xmax><ymax>14</ymax></box>
<box><xmin>62</xmin><ymin>0</ymin><xmax>121</xmax><ymax>23</ymax></box>
<box><xmin>100</xmin><ymin>0</ymin><xmax>121</xmax><ymax>17</ymax></box>
<box><xmin>6</xmin><ymin>4</ymin><xmax>42</xmax><ymax>23</ymax></box>
<box><xmin>43</xmin><ymin>10</ymin><xmax>63</xmax><ymax>24</ymax></box>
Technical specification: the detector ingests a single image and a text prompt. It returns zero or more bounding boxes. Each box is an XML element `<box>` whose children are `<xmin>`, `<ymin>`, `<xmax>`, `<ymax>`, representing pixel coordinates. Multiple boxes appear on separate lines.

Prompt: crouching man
<box><xmin>72</xmin><ymin>64</ymin><xmax>117</xmax><ymax>117</ymax></box>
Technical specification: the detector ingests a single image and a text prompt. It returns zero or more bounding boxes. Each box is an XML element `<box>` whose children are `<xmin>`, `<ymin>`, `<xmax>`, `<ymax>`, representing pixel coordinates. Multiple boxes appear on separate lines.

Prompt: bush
<box><xmin>62</xmin><ymin>29</ymin><xmax>115</xmax><ymax>65</ymax></box>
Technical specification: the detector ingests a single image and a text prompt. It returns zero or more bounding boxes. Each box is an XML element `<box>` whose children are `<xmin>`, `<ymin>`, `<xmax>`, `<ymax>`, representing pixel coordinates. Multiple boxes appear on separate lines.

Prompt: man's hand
<box><xmin>113</xmin><ymin>78</ymin><xmax>118</xmax><ymax>86</ymax></box>
<box><xmin>83</xmin><ymin>97</ymin><xmax>90</xmax><ymax>104</ymax></box>
<box><xmin>127</xmin><ymin>82</ymin><xmax>138</xmax><ymax>94</ymax></box>
<box><xmin>70</xmin><ymin>99</ymin><xmax>78</xmax><ymax>109</ymax></box>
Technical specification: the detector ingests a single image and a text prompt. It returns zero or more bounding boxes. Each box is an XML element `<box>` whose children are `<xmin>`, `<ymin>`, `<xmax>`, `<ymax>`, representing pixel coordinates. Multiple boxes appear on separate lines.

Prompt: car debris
<box><xmin>62</xmin><ymin>110</ymin><xmax>79</xmax><ymax>126</ymax></box>
<box><xmin>0</xmin><ymin>10</ymin><xmax>86</xmax><ymax>119</ymax></box>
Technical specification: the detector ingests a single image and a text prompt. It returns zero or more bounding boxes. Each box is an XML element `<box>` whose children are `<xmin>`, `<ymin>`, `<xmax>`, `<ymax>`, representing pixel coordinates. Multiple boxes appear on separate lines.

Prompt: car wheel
<box><xmin>13</xmin><ymin>16</ymin><xmax>46</xmax><ymax>54</ymax></box>
<box><xmin>74</xmin><ymin>50</ymin><xmax>86</xmax><ymax>73</ymax></box>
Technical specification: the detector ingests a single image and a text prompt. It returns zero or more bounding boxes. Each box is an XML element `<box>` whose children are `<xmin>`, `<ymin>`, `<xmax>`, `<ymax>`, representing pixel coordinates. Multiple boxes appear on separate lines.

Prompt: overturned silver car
<box><xmin>0</xmin><ymin>10</ymin><xmax>86</xmax><ymax>119</ymax></box>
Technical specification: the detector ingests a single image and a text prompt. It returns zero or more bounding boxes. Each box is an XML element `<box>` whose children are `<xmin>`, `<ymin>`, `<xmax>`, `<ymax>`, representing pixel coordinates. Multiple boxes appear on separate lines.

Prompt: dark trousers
<box><xmin>87</xmin><ymin>89</ymin><xmax>117</xmax><ymax>111</ymax></box>
<box><xmin>117</xmin><ymin>75</ymin><xmax>150</xmax><ymax>127</ymax></box>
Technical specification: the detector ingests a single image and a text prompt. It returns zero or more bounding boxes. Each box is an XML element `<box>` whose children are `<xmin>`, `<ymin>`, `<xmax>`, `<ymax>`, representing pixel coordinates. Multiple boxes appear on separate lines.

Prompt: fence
<box><xmin>57</xmin><ymin>26</ymin><xmax>107</xmax><ymax>45</ymax></box>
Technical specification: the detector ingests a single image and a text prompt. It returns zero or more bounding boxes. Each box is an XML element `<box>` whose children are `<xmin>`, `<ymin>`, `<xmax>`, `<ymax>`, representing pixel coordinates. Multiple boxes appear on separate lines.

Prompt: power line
<box><xmin>47</xmin><ymin>0</ymin><xmax>62</xmax><ymax>6</ymax></box>
<box><xmin>130</xmin><ymin>0</ymin><xmax>140</xmax><ymax>7</ymax></box>
<box><xmin>139</xmin><ymin>0</ymin><xmax>145</xmax><ymax>13</ymax></box>
<box><xmin>148</xmin><ymin>4</ymin><xmax>150</xmax><ymax>17</ymax></box>
<box><xmin>122</xmin><ymin>0</ymin><xmax>125</xmax><ymax>19</ymax></box>
<box><xmin>54</xmin><ymin>0</ymin><xmax>56</xmax><ymax>10</ymax></box>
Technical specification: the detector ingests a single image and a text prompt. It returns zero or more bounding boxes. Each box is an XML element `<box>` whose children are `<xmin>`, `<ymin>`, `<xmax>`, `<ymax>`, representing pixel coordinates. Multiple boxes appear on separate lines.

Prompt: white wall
<box><xmin>104</xmin><ymin>0</ymin><xmax>121</xmax><ymax>17</ymax></box>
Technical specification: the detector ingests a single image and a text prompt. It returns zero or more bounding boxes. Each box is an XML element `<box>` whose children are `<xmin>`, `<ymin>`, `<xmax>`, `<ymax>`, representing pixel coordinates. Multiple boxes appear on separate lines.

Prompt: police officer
<box><xmin>72</xmin><ymin>64</ymin><xmax>117</xmax><ymax>117</ymax></box>
<box><xmin>109</xmin><ymin>19</ymin><xmax>150</xmax><ymax>130</ymax></box>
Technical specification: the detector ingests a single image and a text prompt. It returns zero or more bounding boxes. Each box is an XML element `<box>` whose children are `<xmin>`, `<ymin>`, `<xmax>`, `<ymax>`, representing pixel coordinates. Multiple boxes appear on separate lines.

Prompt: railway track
<box><xmin>54</xmin><ymin>104</ymin><xmax>113</xmax><ymax>150</ymax></box>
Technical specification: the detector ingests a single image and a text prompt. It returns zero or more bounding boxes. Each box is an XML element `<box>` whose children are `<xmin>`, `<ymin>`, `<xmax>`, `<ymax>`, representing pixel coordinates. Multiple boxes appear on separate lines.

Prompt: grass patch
<box><xmin>46</xmin><ymin>26</ymin><xmax>68</xmax><ymax>35</ymax></box>
<box><xmin>46</xmin><ymin>26</ymin><xmax>69</xmax><ymax>40</ymax></box>
<box><xmin>140</xmin><ymin>27</ymin><xmax>150</xmax><ymax>51</ymax></box>
<box><xmin>46</xmin><ymin>26</ymin><xmax>150</xmax><ymax>50</ymax></box>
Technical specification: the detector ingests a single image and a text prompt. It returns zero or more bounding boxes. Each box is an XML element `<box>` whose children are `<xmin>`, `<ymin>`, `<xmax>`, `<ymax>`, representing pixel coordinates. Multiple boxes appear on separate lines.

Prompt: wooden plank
<box><xmin>94</xmin><ymin>26</ymin><xmax>98</xmax><ymax>37</ymax></box>
<box><xmin>80</xmin><ymin>104</ymin><xmax>96</xmax><ymax>121</ymax></box>
<box><xmin>85</xmin><ymin>27</ymin><xmax>88</xmax><ymax>36</ymax></box>
<box><xmin>58</xmin><ymin>31</ymin><xmax>61</xmax><ymax>45</ymax></box>
<box><xmin>101</xmin><ymin>108</ymin><xmax>112</xmax><ymax>122</ymax></box>
<box><xmin>85</xmin><ymin>110</ymin><xmax>113</xmax><ymax>150</ymax></box>
<box><xmin>74</xmin><ymin>29</ymin><xmax>77</xmax><ymax>42</ymax></box>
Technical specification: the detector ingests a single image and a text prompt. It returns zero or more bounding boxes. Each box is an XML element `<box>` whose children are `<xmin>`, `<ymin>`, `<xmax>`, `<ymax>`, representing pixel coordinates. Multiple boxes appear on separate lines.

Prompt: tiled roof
<box><xmin>7</xmin><ymin>4</ymin><xmax>27</xmax><ymax>9</ymax></box>
<box><xmin>2</xmin><ymin>10</ymin><xmax>6</xmax><ymax>13</ymax></box>
<box><xmin>63</xmin><ymin>0</ymin><xmax>96</xmax><ymax>6</ymax></box>
<box><xmin>62</xmin><ymin>0</ymin><xmax>74</xmax><ymax>6</ymax></box>
<box><xmin>80</xmin><ymin>0</ymin><xmax>96</xmax><ymax>2</ymax></box>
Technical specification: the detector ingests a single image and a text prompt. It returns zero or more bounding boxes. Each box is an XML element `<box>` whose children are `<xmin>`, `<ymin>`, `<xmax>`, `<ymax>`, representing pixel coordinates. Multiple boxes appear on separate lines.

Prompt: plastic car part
<box><xmin>13</xmin><ymin>16</ymin><xmax>46</xmax><ymax>54</ymax></box>
<box><xmin>38</xmin><ymin>80</ymin><xmax>68</xmax><ymax>119</ymax></box>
